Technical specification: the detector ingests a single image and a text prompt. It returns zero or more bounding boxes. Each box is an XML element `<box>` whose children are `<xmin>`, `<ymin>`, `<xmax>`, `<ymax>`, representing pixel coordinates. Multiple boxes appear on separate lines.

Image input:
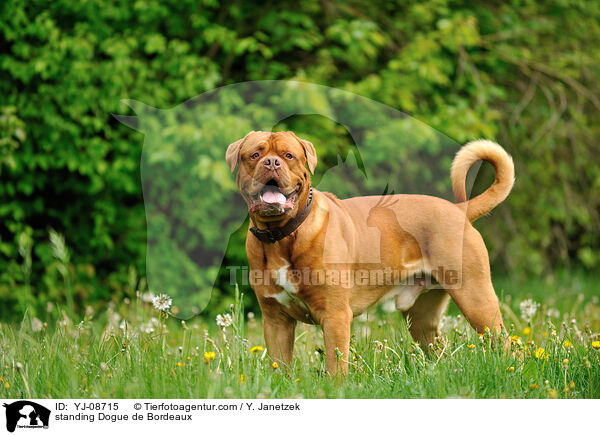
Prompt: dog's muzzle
<box><xmin>247</xmin><ymin>178</ymin><xmax>300</xmax><ymax>216</ymax></box>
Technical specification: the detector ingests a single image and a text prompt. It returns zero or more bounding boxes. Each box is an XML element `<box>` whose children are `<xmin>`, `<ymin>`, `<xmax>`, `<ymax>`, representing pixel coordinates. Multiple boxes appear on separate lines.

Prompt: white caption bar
<box><xmin>0</xmin><ymin>399</ymin><xmax>595</xmax><ymax>434</ymax></box>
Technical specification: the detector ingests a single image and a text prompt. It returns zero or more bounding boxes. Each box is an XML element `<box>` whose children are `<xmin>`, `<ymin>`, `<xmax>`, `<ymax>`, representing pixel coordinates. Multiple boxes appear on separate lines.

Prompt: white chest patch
<box><xmin>265</xmin><ymin>262</ymin><xmax>299</xmax><ymax>308</ymax></box>
<box><xmin>274</xmin><ymin>263</ymin><xmax>298</xmax><ymax>294</ymax></box>
<box><xmin>269</xmin><ymin>291</ymin><xmax>294</xmax><ymax>307</ymax></box>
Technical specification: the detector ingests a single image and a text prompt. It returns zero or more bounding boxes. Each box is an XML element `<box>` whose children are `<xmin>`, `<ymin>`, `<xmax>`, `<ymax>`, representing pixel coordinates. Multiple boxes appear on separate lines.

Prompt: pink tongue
<box><xmin>262</xmin><ymin>190</ymin><xmax>287</xmax><ymax>204</ymax></box>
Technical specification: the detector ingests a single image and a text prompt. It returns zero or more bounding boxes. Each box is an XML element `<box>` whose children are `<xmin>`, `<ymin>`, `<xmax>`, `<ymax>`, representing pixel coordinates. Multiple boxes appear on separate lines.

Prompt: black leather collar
<box><xmin>250</xmin><ymin>187</ymin><xmax>313</xmax><ymax>244</ymax></box>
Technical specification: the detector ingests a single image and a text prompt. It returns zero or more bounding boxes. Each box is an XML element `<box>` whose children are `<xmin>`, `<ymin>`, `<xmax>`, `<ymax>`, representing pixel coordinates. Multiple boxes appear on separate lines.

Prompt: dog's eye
<box><xmin>284</xmin><ymin>153</ymin><xmax>294</xmax><ymax>160</ymax></box>
<box><xmin>250</xmin><ymin>152</ymin><xmax>260</xmax><ymax>160</ymax></box>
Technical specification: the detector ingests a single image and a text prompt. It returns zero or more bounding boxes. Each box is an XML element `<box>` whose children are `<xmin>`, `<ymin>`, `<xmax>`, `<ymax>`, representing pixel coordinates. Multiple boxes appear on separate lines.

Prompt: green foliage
<box><xmin>1</xmin><ymin>0</ymin><xmax>599</xmax><ymax>318</ymax></box>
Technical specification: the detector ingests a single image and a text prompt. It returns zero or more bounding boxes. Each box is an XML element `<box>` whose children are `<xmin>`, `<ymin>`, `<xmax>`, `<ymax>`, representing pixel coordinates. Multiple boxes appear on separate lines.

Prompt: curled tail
<box><xmin>451</xmin><ymin>140</ymin><xmax>515</xmax><ymax>222</ymax></box>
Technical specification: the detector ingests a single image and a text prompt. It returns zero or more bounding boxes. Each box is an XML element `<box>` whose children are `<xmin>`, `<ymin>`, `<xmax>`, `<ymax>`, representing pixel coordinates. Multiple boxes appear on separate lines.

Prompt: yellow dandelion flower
<box><xmin>506</xmin><ymin>366</ymin><xmax>515</xmax><ymax>372</ymax></box>
<box><xmin>176</xmin><ymin>362</ymin><xmax>183</xmax><ymax>368</ymax></box>
<box><xmin>549</xmin><ymin>389</ymin><xmax>557</xmax><ymax>399</ymax></box>
<box><xmin>510</xmin><ymin>335</ymin><xmax>522</xmax><ymax>345</ymax></box>
<box><xmin>4</xmin><ymin>381</ymin><xmax>9</xmax><ymax>389</ymax></box>
<box><xmin>187</xmin><ymin>356</ymin><xmax>191</xmax><ymax>361</ymax></box>
<box><xmin>240</xmin><ymin>374</ymin><xmax>246</xmax><ymax>383</ymax></box>
<box><xmin>563</xmin><ymin>358</ymin><xmax>569</xmax><ymax>365</ymax></box>
<box><xmin>204</xmin><ymin>351</ymin><xmax>216</xmax><ymax>363</ymax></box>
<box><xmin>562</xmin><ymin>387</ymin><xmax>569</xmax><ymax>393</ymax></box>
<box><xmin>569</xmin><ymin>381</ymin><xmax>575</xmax><ymax>389</ymax></box>
<box><xmin>484</xmin><ymin>326</ymin><xmax>490</xmax><ymax>332</ymax></box>
<box><xmin>534</xmin><ymin>347</ymin><xmax>549</xmax><ymax>360</ymax></box>
<box><xmin>529</xmin><ymin>383</ymin><xmax>538</xmax><ymax>390</ymax></box>
<box><xmin>467</xmin><ymin>344</ymin><xmax>475</xmax><ymax>349</ymax></box>
<box><xmin>563</xmin><ymin>340</ymin><xmax>572</xmax><ymax>349</ymax></box>
<box><xmin>0</xmin><ymin>377</ymin><xmax>3</xmax><ymax>383</ymax></box>
<box><xmin>295</xmin><ymin>378</ymin><xmax>300</xmax><ymax>383</ymax></box>
<box><xmin>107</xmin><ymin>373</ymin><xmax>112</xmax><ymax>378</ymax></box>
<box><xmin>272</xmin><ymin>361</ymin><xmax>279</xmax><ymax>369</ymax></box>
<box><xmin>523</xmin><ymin>327</ymin><xmax>532</xmax><ymax>335</ymax></box>
<box><xmin>592</xmin><ymin>341</ymin><xmax>600</xmax><ymax>349</ymax></box>
<box><xmin>250</xmin><ymin>346</ymin><xmax>264</xmax><ymax>354</ymax></box>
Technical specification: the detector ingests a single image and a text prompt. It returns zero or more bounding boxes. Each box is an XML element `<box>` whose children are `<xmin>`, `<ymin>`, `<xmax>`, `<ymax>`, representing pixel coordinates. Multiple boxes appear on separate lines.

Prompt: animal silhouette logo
<box><xmin>115</xmin><ymin>80</ymin><xmax>479</xmax><ymax>317</ymax></box>
<box><xmin>3</xmin><ymin>401</ymin><xmax>50</xmax><ymax>432</ymax></box>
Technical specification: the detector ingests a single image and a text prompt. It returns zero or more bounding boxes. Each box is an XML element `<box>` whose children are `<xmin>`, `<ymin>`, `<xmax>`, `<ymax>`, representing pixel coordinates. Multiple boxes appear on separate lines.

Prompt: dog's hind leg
<box><xmin>440</xmin><ymin>230</ymin><xmax>505</xmax><ymax>335</ymax></box>
<box><xmin>402</xmin><ymin>288</ymin><xmax>450</xmax><ymax>348</ymax></box>
<box><xmin>445</xmin><ymin>276</ymin><xmax>504</xmax><ymax>334</ymax></box>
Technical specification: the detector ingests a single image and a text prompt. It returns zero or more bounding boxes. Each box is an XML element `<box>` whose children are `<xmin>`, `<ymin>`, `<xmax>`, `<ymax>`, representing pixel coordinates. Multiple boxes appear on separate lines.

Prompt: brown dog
<box><xmin>226</xmin><ymin>131</ymin><xmax>514</xmax><ymax>374</ymax></box>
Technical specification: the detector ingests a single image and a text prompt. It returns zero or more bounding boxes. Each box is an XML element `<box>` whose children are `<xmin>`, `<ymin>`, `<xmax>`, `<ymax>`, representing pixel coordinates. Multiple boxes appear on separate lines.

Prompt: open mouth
<box><xmin>248</xmin><ymin>179</ymin><xmax>300</xmax><ymax>216</ymax></box>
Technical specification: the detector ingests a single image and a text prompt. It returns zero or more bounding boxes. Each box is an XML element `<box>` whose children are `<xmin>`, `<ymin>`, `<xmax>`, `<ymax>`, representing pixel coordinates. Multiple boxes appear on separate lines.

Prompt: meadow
<box><xmin>0</xmin><ymin>272</ymin><xmax>598</xmax><ymax>399</ymax></box>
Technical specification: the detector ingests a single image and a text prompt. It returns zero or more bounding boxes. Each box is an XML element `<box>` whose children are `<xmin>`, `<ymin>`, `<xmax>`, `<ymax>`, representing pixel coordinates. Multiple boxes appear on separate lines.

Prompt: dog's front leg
<box><xmin>260</xmin><ymin>300</ymin><xmax>297</xmax><ymax>369</ymax></box>
<box><xmin>320</xmin><ymin>307</ymin><xmax>352</xmax><ymax>376</ymax></box>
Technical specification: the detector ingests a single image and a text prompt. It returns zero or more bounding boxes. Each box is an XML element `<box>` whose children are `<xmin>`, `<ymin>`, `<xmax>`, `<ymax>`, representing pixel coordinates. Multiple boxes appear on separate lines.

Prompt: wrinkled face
<box><xmin>226</xmin><ymin>131</ymin><xmax>317</xmax><ymax>220</ymax></box>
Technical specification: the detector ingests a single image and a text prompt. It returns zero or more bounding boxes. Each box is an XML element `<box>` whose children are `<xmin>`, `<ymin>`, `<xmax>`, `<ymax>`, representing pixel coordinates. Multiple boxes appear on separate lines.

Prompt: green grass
<box><xmin>0</xmin><ymin>271</ymin><xmax>599</xmax><ymax>399</ymax></box>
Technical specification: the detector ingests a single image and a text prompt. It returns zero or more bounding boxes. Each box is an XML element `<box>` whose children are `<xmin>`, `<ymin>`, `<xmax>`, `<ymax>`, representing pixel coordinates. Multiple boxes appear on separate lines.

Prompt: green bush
<box><xmin>1</xmin><ymin>0</ymin><xmax>599</xmax><ymax>319</ymax></box>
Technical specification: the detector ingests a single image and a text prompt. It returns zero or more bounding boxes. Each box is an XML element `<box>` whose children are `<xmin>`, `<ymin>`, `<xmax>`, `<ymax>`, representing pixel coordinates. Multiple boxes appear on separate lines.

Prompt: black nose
<box><xmin>262</xmin><ymin>156</ymin><xmax>281</xmax><ymax>170</ymax></box>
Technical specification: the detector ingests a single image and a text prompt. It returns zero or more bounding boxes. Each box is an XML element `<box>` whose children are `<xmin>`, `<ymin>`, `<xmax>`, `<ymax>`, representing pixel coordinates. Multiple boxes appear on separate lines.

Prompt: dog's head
<box><xmin>226</xmin><ymin>131</ymin><xmax>317</xmax><ymax>222</ymax></box>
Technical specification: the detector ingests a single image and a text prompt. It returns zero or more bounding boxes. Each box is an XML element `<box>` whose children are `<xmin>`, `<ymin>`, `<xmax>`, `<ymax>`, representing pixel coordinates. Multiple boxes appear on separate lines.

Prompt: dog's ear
<box><xmin>289</xmin><ymin>132</ymin><xmax>317</xmax><ymax>174</ymax></box>
<box><xmin>226</xmin><ymin>131</ymin><xmax>254</xmax><ymax>173</ymax></box>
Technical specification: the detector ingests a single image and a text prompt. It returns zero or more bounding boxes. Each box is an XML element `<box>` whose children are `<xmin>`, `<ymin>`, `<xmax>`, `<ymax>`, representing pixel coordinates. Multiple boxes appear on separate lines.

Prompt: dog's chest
<box><xmin>264</xmin><ymin>260</ymin><xmax>314</xmax><ymax>322</ymax></box>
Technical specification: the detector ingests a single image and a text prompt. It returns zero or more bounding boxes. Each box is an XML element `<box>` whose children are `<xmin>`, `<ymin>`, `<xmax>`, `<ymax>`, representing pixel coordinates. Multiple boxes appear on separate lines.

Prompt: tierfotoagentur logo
<box><xmin>3</xmin><ymin>401</ymin><xmax>50</xmax><ymax>432</ymax></box>
<box><xmin>227</xmin><ymin>265</ymin><xmax>459</xmax><ymax>289</ymax></box>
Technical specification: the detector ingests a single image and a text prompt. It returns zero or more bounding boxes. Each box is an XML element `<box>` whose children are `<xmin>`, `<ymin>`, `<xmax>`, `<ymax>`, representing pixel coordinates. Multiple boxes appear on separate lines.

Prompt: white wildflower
<box><xmin>141</xmin><ymin>292</ymin><xmax>155</xmax><ymax>303</ymax></box>
<box><xmin>152</xmin><ymin>294</ymin><xmax>172</xmax><ymax>312</ymax></box>
<box><xmin>440</xmin><ymin>315</ymin><xmax>458</xmax><ymax>332</ymax></box>
<box><xmin>140</xmin><ymin>322</ymin><xmax>155</xmax><ymax>334</ymax></box>
<box><xmin>31</xmin><ymin>317</ymin><xmax>44</xmax><ymax>332</ymax></box>
<box><xmin>216</xmin><ymin>313</ymin><xmax>233</xmax><ymax>328</ymax></box>
<box><xmin>107</xmin><ymin>309</ymin><xmax>120</xmax><ymax>327</ymax></box>
<box><xmin>58</xmin><ymin>312</ymin><xmax>71</xmax><ymax>328</ymax></box>
<box><xmin>355</xmin><ymin>312</ymin><xmax>369</xmax><ymax>323</ymax></box>
<box><xmin>546</xmin><ymin>308</ymin><xmax>560</xmax><ymax>319</ymax></box>
<box><xmin>520</xmin><ymin>299</ymin><xmax>539</xmax><ymax>322</ymax></box>
<box><xmin>381</xmin><ymin>299</ymin><xmax>396</xmax><ymax>313</ymax></box>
